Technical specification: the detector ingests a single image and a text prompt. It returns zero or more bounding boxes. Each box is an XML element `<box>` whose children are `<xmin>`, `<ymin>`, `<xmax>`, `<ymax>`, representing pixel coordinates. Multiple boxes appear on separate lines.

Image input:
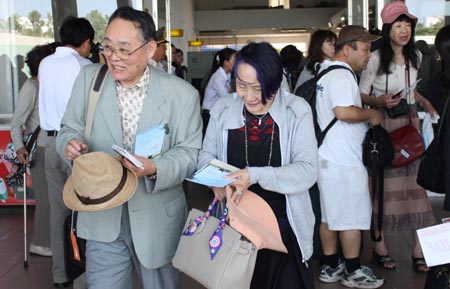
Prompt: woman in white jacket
<box><xmin>197</xmin><ymin>42</ymin><xmax>318</xmax><ymax>289</ymax></box>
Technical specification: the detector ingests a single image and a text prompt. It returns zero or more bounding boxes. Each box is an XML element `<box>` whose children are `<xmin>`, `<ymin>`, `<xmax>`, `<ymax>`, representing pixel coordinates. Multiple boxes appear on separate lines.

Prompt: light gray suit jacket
<box><xmin>56</xmin><ymin>64</ymin><xmax>202</xmax><ymax>269</ymax></box>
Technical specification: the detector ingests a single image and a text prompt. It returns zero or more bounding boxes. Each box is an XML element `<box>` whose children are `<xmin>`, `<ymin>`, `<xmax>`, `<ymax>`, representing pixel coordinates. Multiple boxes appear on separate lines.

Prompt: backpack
<box><xmin>294</xmin><ymin>65</ymin><xmax>354</xmax><ymax>146</ymax></box>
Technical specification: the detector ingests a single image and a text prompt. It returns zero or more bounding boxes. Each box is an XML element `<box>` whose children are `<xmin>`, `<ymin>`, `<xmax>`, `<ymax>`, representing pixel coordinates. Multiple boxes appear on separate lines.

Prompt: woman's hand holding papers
<box><xmin>227</xmin><ymin>168</ymin><xmax>250</xmax><ymax>194</ymax></box>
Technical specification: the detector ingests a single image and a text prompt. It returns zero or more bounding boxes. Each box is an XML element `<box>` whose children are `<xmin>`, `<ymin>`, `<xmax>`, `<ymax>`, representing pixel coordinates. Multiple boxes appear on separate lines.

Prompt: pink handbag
<box><xmin>226</xmin><ymin>189</ymin><xmax>287</xmax><ymax>253</ymax></box>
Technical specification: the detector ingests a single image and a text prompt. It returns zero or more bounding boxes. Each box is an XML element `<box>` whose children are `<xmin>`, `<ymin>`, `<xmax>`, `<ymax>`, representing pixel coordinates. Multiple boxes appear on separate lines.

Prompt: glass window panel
<box><xmin>77</xmin><ymin>0</ymin><xmax>140</xmax><ymax>43</ymax></box>
<box><xmin>0</xmin><ymin>0</ymin><xmax>53</xmax><ymax>117</ymax></box>
<box><xmin>407</xmin><ymin>0</ymin><xmax>445</xmax><ymax>44</ymax></box>
<box><xmin>77</xmin><ymin>0</ymin><xmax>117</xmax><ymax>43</ymax></box>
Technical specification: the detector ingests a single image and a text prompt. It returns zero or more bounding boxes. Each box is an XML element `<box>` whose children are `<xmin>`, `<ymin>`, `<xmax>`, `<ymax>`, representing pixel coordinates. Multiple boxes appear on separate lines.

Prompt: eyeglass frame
<box><xmin>99</xmin><ymin>41</ymin><xmax>149</xmax><ymax>60</ymax></box>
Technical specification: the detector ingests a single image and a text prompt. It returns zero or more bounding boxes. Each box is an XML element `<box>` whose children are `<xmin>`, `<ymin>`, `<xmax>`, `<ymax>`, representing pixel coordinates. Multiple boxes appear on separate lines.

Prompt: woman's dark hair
<box><xmin>108</xmin><ymin>6</ymin><xmax>156</xmax><ymax>42</ymax></box>
<box><xmin>434</xmin><ymin>24</ymin><xmax>450</xmax><ymax>95</ymax></box>
<box><xmin>306</xmin><ymin>30</ymin><xmax>337</xmax><ymax>73</ymax></box>
<box><xmin>202</xmin><ymin>47</ymin><xmax>237</xmax><ymax>90</ymax></box>
<box><xmin>379</xmin><ymin>14</ymin><xmax>419</xmax><ymax>75</ymax></box>
<box><xmin>280</xmin><ymin>45</ymin><xmax>303</xmax><ymax>74</ymax></box>
<box><xmin>60</xmin><ymin>16</ymin><xmax>95</xmax><ymax>47</ymax></box>
<box><xmin>25</xmin><ymin>43</ymin><xmax>59</xmax><ymax>77</ymax></box>
<box><xmin>233</xmin><ymin>42</ymin><xmax>282</xmax><ymax>105</ymax></box>
<box><xmin>210</xmin><ymin>47</ymin><xmax>236</xmax><ymax>74</ymax></box>
<box><xmin>48</xmin><ymin>41</ymin><xmax>63</xmax><ymax>52</ymax></box>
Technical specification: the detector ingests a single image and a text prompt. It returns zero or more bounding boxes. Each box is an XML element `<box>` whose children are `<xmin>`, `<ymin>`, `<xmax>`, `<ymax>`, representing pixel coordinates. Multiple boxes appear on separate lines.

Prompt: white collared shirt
<box><xmin>38</xmin><ymin>46</ymin><xmax>91</xmax><ymax>131</ymax></box>
<box><xmin>148</xmin><ymin>58</ymin><xmax>165</xmax><ymax>72</ymax></box>
<box><xmin>202</xmin><ymin>67</ymin><xmax>231</xmax><ymax>110</ymax></box>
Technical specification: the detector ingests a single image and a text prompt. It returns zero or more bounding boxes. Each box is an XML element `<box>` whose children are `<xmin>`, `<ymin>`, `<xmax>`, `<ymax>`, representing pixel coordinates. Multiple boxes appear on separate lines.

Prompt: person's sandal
<box><xmin>372</xmin><ymin>249</ymin><xmax>396</xmax><ymax>269</ymax></box>
<box><xmin>412</xmin><ymin>256</ymin><xmax>429</xmax><ymax>273</ymax></box>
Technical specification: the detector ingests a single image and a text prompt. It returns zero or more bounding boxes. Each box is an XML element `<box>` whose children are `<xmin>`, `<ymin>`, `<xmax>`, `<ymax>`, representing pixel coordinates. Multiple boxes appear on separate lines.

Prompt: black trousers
<box><xmin>250</xmin><ymin>219</ymin><xmax>315</xmax><ymax>289</ymax></box>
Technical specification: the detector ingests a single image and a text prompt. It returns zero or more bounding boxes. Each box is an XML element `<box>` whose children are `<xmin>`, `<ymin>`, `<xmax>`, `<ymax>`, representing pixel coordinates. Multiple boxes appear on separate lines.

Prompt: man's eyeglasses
<box><xmin>99</xmin><ymin>42</ymin><xmax>148</xmax><ymax>60</ymax></box>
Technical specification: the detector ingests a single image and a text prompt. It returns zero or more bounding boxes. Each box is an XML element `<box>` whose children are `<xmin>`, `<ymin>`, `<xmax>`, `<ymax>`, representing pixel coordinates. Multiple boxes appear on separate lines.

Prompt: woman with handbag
<box><xmin>198</xmin><ymin>42</ymin><xmax>318</xmax><ymax>289</ymax></box>
<box><xmin>359</xmin><ymin>1</ymin><xmax>436</xmax><ymax>272</ymax></box>
<box><xmin>9</xmin><ymin>43</ymin><xmax>60</xmax><ymax>257</ymax></box>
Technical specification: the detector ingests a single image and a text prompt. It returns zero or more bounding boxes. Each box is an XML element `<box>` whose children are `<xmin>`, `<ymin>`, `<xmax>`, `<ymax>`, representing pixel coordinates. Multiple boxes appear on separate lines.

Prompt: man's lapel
<box><xmin>137</xmin><ymin>68</ymin><xmax>164</xmax><ymax>134</ymax></box>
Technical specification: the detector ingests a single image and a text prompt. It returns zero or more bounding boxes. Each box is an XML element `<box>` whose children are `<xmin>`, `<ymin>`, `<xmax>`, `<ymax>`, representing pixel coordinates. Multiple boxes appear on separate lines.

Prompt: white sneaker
<box><xmin>340</xmin><ymin>265</ymin><xmax>384</xmax><ymax>289</ymax></box>
<box><xmin>319</xmin><ymin>261</ymin><xmax>345</xmax><ymax>283</ymax></box>
<box><xmin>29</xmin><ymin>243</ymin><xmax>52</xmax><ymax>257</ymax></box>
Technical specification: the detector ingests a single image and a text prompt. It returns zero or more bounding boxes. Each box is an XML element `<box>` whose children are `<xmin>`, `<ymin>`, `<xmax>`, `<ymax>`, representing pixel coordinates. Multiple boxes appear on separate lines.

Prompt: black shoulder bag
<box><xmin>362</xmin><ymin>124</ymin><xmax>394</xmax><ymax>242</ymax></box>
<box><xmin>416</xmin><ymin>93</ymin><xmax>449</xmax><ymax>193</ymax></box>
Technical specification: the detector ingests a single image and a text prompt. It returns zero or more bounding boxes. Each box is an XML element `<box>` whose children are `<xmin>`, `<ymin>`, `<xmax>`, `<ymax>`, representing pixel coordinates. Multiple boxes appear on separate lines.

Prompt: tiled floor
<box><xmin>0</xmin><ymin>183</ymin><xmax>447</xmax><ymax>289</ymax></box>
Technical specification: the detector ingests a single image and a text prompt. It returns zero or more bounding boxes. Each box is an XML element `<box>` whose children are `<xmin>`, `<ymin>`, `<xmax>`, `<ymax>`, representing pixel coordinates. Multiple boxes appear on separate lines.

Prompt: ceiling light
<box><xmin>188</xmin><ymin>40</ymin><xmax>204</xmax><ymax>46</ymax></box>
<box><xmin>171</xmin><ymin>29</ymin><xmax>184</xmax><ymax>37</ymax></box>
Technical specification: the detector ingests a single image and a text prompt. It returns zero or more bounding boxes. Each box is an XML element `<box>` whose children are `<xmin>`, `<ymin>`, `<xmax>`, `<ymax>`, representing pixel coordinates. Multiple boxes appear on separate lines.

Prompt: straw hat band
<box><xmin>75</xmin><ymin>166</ymin><xmax>127</xmax><ymax>205</ymax></box>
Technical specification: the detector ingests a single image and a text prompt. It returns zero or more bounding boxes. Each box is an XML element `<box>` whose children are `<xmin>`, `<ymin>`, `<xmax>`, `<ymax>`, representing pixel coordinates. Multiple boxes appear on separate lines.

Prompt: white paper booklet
<box><xmin>417</xmin><ymin>222</ymin><xmax>450</xmax><ymax>267</ymax></box>
<box><xmin>135</xmin><ymin>123</ymin><xmax>168</xmax><ymax>159</ymax></box>
<box><xmin>396</xmin><ymin>78</ymin><xmax>422</xmax><ymax>98</ymax></box>
<box><xmin>112</xmin><ymin>144</ymin><xmax>144</xmax><ymax>169</ymax></box>
<box><xmin>186</xmin><ymin>159</ymin><xmax>239</xmax><ymax>187</ymax></box>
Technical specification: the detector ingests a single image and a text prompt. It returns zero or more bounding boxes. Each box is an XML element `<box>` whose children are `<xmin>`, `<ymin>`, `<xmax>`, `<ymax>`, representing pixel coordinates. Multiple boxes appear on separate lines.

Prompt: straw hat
<box><xmin>63</xmin><ymin>151</ymin><xmax>138</xmax><ymax>212</ymax></box>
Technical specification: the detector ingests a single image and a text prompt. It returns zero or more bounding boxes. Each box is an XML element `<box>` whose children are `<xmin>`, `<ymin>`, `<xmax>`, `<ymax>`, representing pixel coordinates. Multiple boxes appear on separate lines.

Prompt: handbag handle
<box><xmin>25</xmin><ymin>126</ymin><xmax>41</xmax><ymax>154</ymax></box>
<box><xmin>182</xmin><ymin>197</ymin><xmax>230</xmax><ymax>260</ymax></box>
<box><xmin>182</xmin><ymin>198</ymin><xmax>219</xmax><ymax>236</ymax></box>
<box><xmin>385</xmin><ymin>62</ymin><xmax>411</xmax><ymax>104</ymax></box>
<box><xmin>405</xmin><ymin>62</ymin><xmax>411</xmax><ymax>104</ymax></box>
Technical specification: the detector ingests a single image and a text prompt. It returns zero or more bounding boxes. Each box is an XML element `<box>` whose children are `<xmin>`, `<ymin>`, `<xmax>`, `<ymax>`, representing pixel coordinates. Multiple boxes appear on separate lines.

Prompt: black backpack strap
<box><xmin>315</xmin><ymin>65</ymin><xmax>355</xmax><ymax>147</ymax></box>
<box><xmin>317</xmin><ymin>117</ymin><xmax>337</xmax><ymax>147</ymax></box>
<box><xmin>317</xmin><ymin>65</ymin><xmax>356</xmax><ymax>81</ymax></box>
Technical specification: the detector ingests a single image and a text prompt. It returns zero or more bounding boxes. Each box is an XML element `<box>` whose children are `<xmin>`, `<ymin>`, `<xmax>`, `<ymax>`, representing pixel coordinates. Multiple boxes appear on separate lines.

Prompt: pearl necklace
<box><xmin>244</xmin><ymin>109</ymin><xmax>275</xmax><ymax>167</ymax></box>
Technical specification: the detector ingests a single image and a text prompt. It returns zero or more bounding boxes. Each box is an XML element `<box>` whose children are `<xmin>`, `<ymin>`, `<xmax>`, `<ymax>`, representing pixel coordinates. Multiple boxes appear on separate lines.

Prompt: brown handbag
<box><xmin>389</xmin><ymin>109</ymin><xmax>424</xmax><ymax>168</ymax></box>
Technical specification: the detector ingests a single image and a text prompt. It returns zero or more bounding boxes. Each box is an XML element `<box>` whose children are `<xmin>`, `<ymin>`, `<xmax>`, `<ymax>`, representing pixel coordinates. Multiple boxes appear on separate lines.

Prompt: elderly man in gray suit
<box><xmin>56</xmin><ymin>7</ymin><xmax>202</xmax><ymax>289</ymax></box>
